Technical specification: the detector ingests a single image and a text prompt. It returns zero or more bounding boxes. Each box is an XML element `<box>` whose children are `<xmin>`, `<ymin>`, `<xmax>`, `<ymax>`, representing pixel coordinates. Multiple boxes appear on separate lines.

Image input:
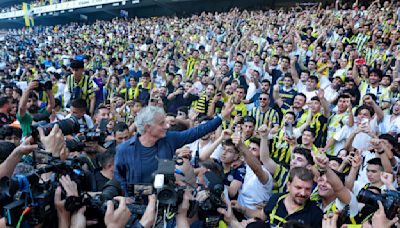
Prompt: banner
<box><xmin>22</xmin><ymin>2</ymin><xmax>34</xmax><ymax>27</ymax></box>
<box><xmin>0</xmin><ymin>0</ymin><xmax>140</xmax><ymax>19</ymax></box>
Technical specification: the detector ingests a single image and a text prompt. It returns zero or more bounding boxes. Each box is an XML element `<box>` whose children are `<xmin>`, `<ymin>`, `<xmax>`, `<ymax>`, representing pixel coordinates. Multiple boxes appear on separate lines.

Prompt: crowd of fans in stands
<box><xmin>1</xmin><ymin>0</ymin><xmax>400</xmax><ymax>227</ymax></box>
<box><xmin>1</xmin><ymin>0</ymin><xmax>74</xmax><ymax>13</ymax></box>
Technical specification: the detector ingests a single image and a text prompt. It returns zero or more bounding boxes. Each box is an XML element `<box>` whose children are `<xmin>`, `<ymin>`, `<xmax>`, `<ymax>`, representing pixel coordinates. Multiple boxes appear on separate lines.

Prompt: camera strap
<box><xmin>64</xmin><ymin>195</ymin><xmax>84</xmax><ymax>212</ymax></box>
<box><xmin>194</xmin><ymin>140</ymin><xmax>200</xmax><ymax>168</ymax></box>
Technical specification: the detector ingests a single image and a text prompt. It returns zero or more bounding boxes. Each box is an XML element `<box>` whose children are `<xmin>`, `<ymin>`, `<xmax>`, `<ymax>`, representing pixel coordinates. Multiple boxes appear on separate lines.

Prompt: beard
<box><xmin>28</xmin><ymin>105</ymin><xmax>39</xmax><ymax>114</ymax></box>
<box><xmin>293</xmin><ymin>195</ymin><xmax>308</xmax><ymax>206</ymax></box>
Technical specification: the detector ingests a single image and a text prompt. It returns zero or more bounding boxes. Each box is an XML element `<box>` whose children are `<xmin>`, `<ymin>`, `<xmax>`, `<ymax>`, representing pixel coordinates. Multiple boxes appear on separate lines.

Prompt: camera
<box><xmin>65</xmin><ymin>130</ymin><xmax>107</xmax><ymax>152</ymax></box>
<box><xmin>153</xmin><ymin>159</ymin><xmax>185</xmax><ymax>207</ymax></box>
<box><xmin>0</xmin><ymin>157</ymin><xmax>87</xmax><ymax>226</ymax></box>
<box><xmin>196</xmin><ymin>171</ymin><xmax>225</xmax><ymax>227</ymax></box>
<box><xmin>357</xmin><ymin>189</ymin><xmax>400</xmax><ymax>219</ymax></box>
<box><xmin>64</xmin><ymin>181</ymin><xmax>148</xmax><ymax>227</ymax></box>
<box><xmin>65</xmin><ymin>193</ymin><xmax>147</xmax><ymax>225</ymax></box>
<box><xmin>33</xmin><ymin>80</ymin><xmax>52</xmax><ymax>91</ymax></box>
<box><xmin>31</xmin><ymin>116</ymin><xmax>80</xmax><ymax>142</ymax></box>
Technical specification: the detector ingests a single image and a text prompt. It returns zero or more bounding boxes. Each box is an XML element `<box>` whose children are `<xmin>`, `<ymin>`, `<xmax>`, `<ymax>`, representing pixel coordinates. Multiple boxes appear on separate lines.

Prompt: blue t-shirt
<box><xmin>137</xmin><ymin>141</ymin><xmax>159</xmax><ymax>183</ymax></box>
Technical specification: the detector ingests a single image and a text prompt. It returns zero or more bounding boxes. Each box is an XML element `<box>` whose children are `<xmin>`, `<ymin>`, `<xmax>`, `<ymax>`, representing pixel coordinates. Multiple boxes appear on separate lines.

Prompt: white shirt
<box><xmin>296</xmin><ymin>81</ymin><xmax>307</xmax><ymax>92</ymax></box>
<box><xmin>320</xmin><ymin>193</ymin><xmax>359</xmax><ymax>217</ymax></box>
<box><xmin>302</xmin><ymin>89</ymin><xmax>318</xmax><ymax>103</ymax></box>
<box><xmin>379</xmin><ymin>114</ymin><xmax>400</xmax><ymax>134</ymax></box>
<box><xmin>188</xmin><ymin>140</ymin><xmax>223</xmax><ymax>162</ymax></box>
<box><xmin>237</xmin><ymin>165</ymin><xmax>273</xmax><ymax>210</ymax></box>
<box><xmin>324</xmin><ymin>85</ymin><xmax>339</xmax><ymax>104</ymax></box>
<box><xmin>65</xmin><ymin>113</ymin><xmax>94</xmax><ymax>132</ymax></box>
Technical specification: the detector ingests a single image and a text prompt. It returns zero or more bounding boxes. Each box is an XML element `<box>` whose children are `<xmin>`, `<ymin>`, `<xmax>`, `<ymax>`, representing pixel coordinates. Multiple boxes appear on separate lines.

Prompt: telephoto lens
<box><xmin>37</xmin><ymin>115</ymin><xmax>80</xmax><ymax>136</ymax></box>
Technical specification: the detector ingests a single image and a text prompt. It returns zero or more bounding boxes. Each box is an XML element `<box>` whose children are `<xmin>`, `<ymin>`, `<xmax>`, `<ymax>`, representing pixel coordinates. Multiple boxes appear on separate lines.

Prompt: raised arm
<box><xmin>0</xmin><ymin>138</ymin><xmax>37</xmax><ymax>179</ymax></box>
<box><xmin>352</xmin><ymin>59</ymin><xmax>362</xmax><ymax>86</ymax></box>
<box><xmin>318</xmin><ymin>90</ymin><xmax>331</xmax><ymax>118</ymax></box>
<box><xmin>290</xmin><ymin>56</ymin><xmax>300</xmax><ymax>84</ymax></box>
<box><xmin>364</xmin><ymin>96</ymin><xmax>384</xmax><ymax>123</ymax></box>
<box><xmin>170</xmin><ymin>101</ymin><xmax>234</xmax><ymax>149</ymax></box>
<box><xmin>19</xmin><ymin>80</ymin><xmax>38</xmax><ymax>119</ymax></box>
<box><xmin>272</xmin><ymin>84</ymin><xmax>284</xmax><ymax>108</ymax></box>
<box><xmin>199</xmin><ymin>129</ymin><xmax>230</xmax><ymax>161</ymax></box>
<box><xmin>258</xmin><ymin>125</ymin><xmax>278</xmax><ymax>174</ymax></box>
<box><xmin>345</xmin><ymin>152</ymin><xmax>362</xmax><ymax>190</ymax></box>
<box><xmin>233</xmin><ymin>133</ymin><xmax>269</xmax><ymax>185</ymax></box>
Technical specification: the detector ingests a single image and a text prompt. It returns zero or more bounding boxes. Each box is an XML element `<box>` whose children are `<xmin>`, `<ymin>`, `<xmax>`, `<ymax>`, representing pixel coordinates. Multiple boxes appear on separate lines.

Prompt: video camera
<box><xmin>196</xmin><ymin>171</ymin><xmax>225</xmax><ymax>228</ymax></box>
<box><xmin>65</xmin><ymin>130</ymin><xmax>107</xmax><ymax>152</ymax></box>
<box><xmin>153</xmin><ymin>159</ymin><xmax>185</xmax><ymax>208</ymax></box>
<box><xmin>63</xmin><ymin>180</ymin><xmax>149</xmax><ymax>227</ymax></box>
<box><xmin>0</xmin><ymin>157</ymin><xmax>87</xmax><ymax>227</ymax></box>
<box><xmin>358</xmin><ymin>189</ymin><xmax>400</xmax><ymax>219</ymax></box>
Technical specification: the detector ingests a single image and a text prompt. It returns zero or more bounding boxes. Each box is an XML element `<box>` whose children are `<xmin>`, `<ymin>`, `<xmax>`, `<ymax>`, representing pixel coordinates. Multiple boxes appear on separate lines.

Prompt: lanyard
<box><xmin>365</xmin><ymin>84</ymin><xmax>381</xmax><ymax>99</ymax></box>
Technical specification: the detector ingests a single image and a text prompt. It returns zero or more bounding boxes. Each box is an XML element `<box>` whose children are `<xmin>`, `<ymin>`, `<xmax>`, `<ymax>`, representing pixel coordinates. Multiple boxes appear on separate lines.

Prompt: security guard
<box><xmin>64</xmin><ymin>59</ymin><xmax>97</xmax><ymax>116</ymax></box>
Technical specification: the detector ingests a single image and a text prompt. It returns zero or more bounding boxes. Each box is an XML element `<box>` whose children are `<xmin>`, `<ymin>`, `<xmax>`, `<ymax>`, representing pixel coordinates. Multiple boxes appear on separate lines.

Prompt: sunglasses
<box><xmin>259</xmin><ymin>97</ymin><xmax>268</xmax><ymax>101</ymax></box>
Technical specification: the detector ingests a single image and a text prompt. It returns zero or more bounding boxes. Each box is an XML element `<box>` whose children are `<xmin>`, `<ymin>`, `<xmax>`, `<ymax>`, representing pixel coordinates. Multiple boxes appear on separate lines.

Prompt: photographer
<box><xmin>17</xmin><ymin>80</ymin><xmax>55</xmax><ymax>137</ymax></box>
<box><xmin>94</xmin><ymin>152</ymin><xmax>115</xmax><ymax>191</ymax></box>
<box><xmin>115</xmin><ymin>102</ymin><xmax>233</xmax><ymax>194</ymax></box>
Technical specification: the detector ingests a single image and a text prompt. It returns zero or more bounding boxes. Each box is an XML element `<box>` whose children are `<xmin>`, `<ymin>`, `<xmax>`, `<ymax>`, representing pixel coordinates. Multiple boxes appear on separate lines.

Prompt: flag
<box><xmin>22</xmin><ymin>2</ymin><xmax>34</xmax><ymax>27</ymax></box>
<box><xmin>120</xmin><ymin>10</ymin><xmax>128</xmax><ymax>18</ymax></box>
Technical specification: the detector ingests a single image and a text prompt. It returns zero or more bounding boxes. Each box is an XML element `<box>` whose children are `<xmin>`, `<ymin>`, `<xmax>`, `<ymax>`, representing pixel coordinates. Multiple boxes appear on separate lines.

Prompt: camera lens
<box><xmin>43</xmin><ymin>81</ymin><xmax>53</xmax><ymax>90</ymax></box>
<box><xmin>39</xmin><ymin>116</ymin><xmax>80</xmax><ymax>136</ymax></box>
<box><xmin>157</xmin><ymin>185</ymin><xmax>177</xmax><ymax>205</ymax></box>
<box><xmin>357</xmin><ymin>189</ymin><xmax>383</xmax><ymax>208</ymax></box>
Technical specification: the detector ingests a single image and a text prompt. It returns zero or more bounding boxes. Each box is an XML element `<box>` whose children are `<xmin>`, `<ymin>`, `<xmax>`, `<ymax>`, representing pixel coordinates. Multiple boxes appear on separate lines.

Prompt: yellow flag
<box><xmin>22</xmin><ymin>3</ymin><xmax>34</xmax><ymax>27</ymax></box>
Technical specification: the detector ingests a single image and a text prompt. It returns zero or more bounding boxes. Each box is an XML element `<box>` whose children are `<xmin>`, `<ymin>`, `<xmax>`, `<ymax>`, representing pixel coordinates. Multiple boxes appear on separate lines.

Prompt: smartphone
<box><xmin>361</xmin><ymin>118</ymin><xmax>369</xmax><ymax>125</ymax></box>
<box><xmin>285</xmin><ymin>123</ymin><xmax>293</xmax><ymax>138</ymax></box>
<box><xmin>99</xmin><ymin>118</ymin><xmax>109</xmax><ymax>131</ymax></box>
<box><xmin>355</xmin><ymin>59</ymin><xmax>366</xmax><ymax>65</ymax></box>
<box><xmin>237</xmin><ymin>110</ymin><xmax>242</xmax><ymax>116</ymax></box>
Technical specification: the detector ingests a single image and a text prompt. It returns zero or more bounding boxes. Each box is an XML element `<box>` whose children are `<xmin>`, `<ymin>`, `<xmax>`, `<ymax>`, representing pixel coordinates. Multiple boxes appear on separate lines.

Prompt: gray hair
<box><xmin>135</xmin><ymin>105</ymin><xmax>165</xmax><ymax>135</ymax></box>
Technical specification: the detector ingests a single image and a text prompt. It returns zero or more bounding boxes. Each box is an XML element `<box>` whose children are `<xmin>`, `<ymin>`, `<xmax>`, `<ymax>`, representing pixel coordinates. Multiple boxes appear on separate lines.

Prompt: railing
<box><xmin>0</xmin><ymin>0</ymin><xmax>139</xmax><ymax>19</ymax></box>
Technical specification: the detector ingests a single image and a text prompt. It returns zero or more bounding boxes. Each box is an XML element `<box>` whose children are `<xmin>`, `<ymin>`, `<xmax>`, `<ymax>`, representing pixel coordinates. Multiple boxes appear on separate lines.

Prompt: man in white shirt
<box><xmin>236</xmin><ymin>137</ymin><xmax>273</xmax><ymax>210</ymax></box>
<box><xmin>301</xmin><ymin>76</ymin><xmax>319</xmax><ymax>106</ymax></box>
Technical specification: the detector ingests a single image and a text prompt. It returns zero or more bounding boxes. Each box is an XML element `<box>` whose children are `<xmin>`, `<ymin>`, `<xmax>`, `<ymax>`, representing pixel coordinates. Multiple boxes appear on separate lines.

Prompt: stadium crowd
<box><xmin>0</xmin><ymin>0</ymin><xmax>400</xmax><ymax>227</ymax></box>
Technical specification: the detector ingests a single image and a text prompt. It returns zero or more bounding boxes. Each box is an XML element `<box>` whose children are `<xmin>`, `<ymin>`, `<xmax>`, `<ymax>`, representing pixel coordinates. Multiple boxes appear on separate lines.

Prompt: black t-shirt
<box><xmin>166</xmin><ymin>93</ymin><xmax>199</xmax><ymax>114</ymax></box>
<box><xmin>264</xmin><ymin>193</ymin><xmax>323</xmax><ymax>228</ymax></box>
<box><xmin>0</xmin><ymin>113</ymin><xmax>12</xmax><ymax>127</ymax></box>
<box><xmin>94</xmin><ymin>171</ymin><xmax>110</xmax><ymax>191</ymax></box>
